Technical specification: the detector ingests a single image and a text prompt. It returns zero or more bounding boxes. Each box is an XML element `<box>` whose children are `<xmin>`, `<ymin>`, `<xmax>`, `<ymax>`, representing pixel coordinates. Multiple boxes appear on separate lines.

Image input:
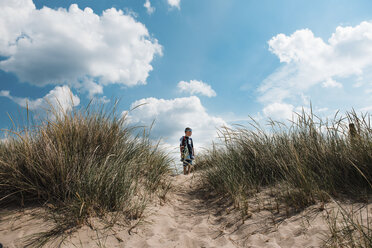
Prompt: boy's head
<box><xmin>185</xmin><ymin>127</ymin><xmax>192</xmax><ymax>137</ymax></box>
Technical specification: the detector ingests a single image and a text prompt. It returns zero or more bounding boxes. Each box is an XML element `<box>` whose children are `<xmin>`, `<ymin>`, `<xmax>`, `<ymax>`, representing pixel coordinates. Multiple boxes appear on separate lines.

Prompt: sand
<box><xmin>1</xmin><ymin>174</ymin><xmax>371</xmax><ymax>247</ymax></box>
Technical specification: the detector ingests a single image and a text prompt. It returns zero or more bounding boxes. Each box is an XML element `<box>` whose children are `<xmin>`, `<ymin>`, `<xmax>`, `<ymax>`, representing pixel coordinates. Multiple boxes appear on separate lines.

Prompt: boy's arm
<box><xmin>192</xmin><ymin>139</ymin><xmax>195</xmax><ymax>157</ymax></box>
<box><xmin>180</xmin><ymin>136</ymin><xmax>185</xmax><ymax>154</ymax></box>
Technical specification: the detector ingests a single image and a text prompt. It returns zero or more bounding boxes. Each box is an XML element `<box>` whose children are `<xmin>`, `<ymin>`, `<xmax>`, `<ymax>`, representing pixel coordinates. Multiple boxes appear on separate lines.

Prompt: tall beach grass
<box><xmin>198</xmin><ymin>108</ymin><xmax>372</xmax><ymax>246</ymax></box>
<box><xmin>199</xmin><ymin>109</ymin><xmax>372</xmax><ymax>207</ymax></box>
<box><xmin>0</xmin><ymin>100</ymin><xmax>171</xmax><ymax>246</ymax></box>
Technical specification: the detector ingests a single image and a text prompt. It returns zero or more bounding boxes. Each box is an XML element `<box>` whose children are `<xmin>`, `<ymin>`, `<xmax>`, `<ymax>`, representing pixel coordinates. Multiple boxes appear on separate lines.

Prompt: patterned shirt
<box><xmin>180</xmin><ymin>136</ymin><xmax>194</xmax><ymax>159</ymax></box>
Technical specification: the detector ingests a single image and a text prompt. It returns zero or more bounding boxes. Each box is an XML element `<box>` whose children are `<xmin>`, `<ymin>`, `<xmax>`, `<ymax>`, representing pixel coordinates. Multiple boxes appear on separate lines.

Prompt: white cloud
<box><xmin>0</xmin><ymin>85</ymin><xmax>80</xmax><ymax>117</ymax></box>
<box><xmin>124</xmin><ymin>96</ymin><xmax>226</xmax><ymax>151</ymax></box>
<box><xmin>79</xmin><ymin>79</ymin><xmax>104</xmax><ymax>99</ymax></box>
<box><xmin>177</xmin><ymin>80</ymin><xmax>217</xmax><ymax>97</ymax></box>
<box><xmin>167</xmin><ymin>0</ymin><xmax>181</xmax><ymax>9</ymax></box>
<box><xmin>263</xmin><ymin>102</ymin><xmax>294</xmax><ymax>121</ymax></box>
<box><xmin>0</xmin><ymin>0</ymin><xmax>162</xmax><ymax>96</ymax></box>
<box><xmin>0</xmin><ymin>91</ymin><xmax>10</xmax><ymax>97</ymax></box>
<box><xmin>0</xmin><ymin>128</ymin><xmax>11</xmax><ymax>144</ymax></box>
<box><xmin>360</xmin><ymin>106</ymin><xmax>372</xmax><ymax>113</ymax></box>
<box><xmin>144</xmin><ymin>0</ymin><xmax>155</xmax><ymax>14</ymax></box>
<box><xmin>322</xmin><ymin>78</ymin><xmax>343</xmax><ymax>88</ymax></box>
<box><xmin>94</xmin><ymin>95</ymin><xmax>111</xmax><ymax>104</ymax></box>
<box><xmin>259</xmin><ymin>21</ymin><xmax>372</xmax><ymax>120</ymax></box>
<box><xmin>0</xmin><ymin>137</ymin><xmax>8</xmax><ymax>144</ymax></box>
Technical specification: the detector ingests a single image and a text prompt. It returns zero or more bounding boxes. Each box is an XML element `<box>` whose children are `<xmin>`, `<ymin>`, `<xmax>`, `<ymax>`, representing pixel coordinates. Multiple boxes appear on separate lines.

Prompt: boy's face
<box><xmin>185</xmin><ymin>131</ymin><xmax>192</xmax><ymax>137</ymax></box>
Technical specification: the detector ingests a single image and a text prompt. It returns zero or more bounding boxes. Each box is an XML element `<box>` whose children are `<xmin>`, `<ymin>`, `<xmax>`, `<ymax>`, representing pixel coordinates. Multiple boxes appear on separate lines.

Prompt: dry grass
<box><xmin>324</xmin><ymin>200</ymin><xmax>372</xmax><ymax>248</ymax></box>
<box><xmin>198</xmin><ymin>108</ymin><xmax>372</xmax><ymax>246</ymax></box>
<box><xmin>0</xmin><ymin>99</ymin><xmax>171</xmax><ymax>247</ymax></box>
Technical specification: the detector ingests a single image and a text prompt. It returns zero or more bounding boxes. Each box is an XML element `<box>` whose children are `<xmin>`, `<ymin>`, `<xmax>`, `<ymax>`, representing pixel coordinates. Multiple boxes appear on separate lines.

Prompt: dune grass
<box><xmin>0</xmin><ymin>100</ymin><xmax>172</xmax><ymax>246</ymax></box>
<box><xmin>199</xmin><ymin>109</ymin><xmax>372</xmax><ymax>206</ymax></box>
<box><xmin>198</xmin><ymin>108</ymin><xmax>372</xmax><ymax>246</ymax></box>
<box><xmin>324</xmin><ymin>201</ymin><xmax>372</xmax><ymax>248</ymax></box>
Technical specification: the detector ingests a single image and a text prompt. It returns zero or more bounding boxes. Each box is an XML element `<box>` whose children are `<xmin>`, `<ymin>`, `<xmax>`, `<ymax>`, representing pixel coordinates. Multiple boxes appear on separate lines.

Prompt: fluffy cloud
<box><xmin>167</xmin><ymin>0</ymin><xmax>181</xmax><ymax>9</ymax></box>
<box><xmin>124</xmin><ymin>96</ymin><xmax>226</xmax><ymax>151</ymax></box>
<box><xmin>0</xmin><ymin>0</ymin><xmax>162</xmax><ymax>96</ymax></box>
<box><xmin>144</xmin><ymin>0</ymin><xmax>155</xmax><ymax>14</ymax></box>
<box><xmin>259</xmin><ymin>21</ymin><xmax>372</xmax><ymax>120</ymax></box>
<box><xmin>263</xmin><ymin>102</ymin><xmax>294</xmax><ymax>121</ymax></box>
<box><xmin>322</xmin><ymin>78</ymin><xmax>343</xmax><ymax>88</ymax></box>
<box><xmin>177</xmin><ymin>80</ymin><xmax>217</xmax><ymax>97</ymax></box>
<box><xmin>0</xmin><ymin>85</ymin><xmax>80</xmax><ymax>117</ymax></box>
<box><xmin>80</xmin><ymin>79</ymin><xmax>104</xmax><ymax>99</ymax></box>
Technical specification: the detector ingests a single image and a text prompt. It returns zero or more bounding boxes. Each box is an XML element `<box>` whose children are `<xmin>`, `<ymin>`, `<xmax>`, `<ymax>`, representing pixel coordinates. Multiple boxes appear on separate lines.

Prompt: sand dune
<box><xmin>1</xmin><ymin>173</ymin><xmax>370</xmax><ymax>247</ymax></box>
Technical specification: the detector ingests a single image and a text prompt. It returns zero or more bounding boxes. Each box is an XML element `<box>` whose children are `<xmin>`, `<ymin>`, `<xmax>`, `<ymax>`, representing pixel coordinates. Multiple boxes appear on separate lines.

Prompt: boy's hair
<box><xmin>185</xmin><ymin>127</ymin><xmax>192</xmax><ymax>132</ymax></box>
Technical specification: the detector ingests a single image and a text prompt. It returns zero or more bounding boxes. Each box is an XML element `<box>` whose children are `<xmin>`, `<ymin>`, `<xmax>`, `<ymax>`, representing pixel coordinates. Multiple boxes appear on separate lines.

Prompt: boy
<box><xmin>180</xmin><ymin>127</ymin><xmax>195</xmax><ymax>175</ymax></box>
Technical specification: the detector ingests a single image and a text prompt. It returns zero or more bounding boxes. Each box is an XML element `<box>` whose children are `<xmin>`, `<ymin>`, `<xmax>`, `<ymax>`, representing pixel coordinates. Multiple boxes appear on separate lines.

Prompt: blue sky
<box><xmin>2</xmin><ymin>0</ymin><xmax>372</xmax><ymax>151</ymax></box>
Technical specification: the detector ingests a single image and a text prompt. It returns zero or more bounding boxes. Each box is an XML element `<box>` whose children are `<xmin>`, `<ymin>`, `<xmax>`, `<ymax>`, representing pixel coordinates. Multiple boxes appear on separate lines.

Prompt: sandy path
<box><xmin>0</xmin><ymin>173</ymin><xmax>238</xmax><ymax>248</ymax></box>
<box><xmin>0</xmin><ymin>173</ymin><xmax>237</xmax><ymax>248</ymax></box>
<box><xmin>2</xmin><ymin>173</ymin><xmax>371</xmax><ymax>247</ymax></box>
<box><xmin>124</xmin><ymin>174</ymin><xmax>237</xmax><ymax>248</ymax></box>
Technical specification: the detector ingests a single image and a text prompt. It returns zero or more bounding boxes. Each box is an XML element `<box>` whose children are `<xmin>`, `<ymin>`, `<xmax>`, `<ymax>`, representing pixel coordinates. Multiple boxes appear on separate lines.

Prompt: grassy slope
<box><xmin>198</xmin><ymin>109</ymin><xmax>372</xmax><ymax>247</ymax></box>
<box><xmin>0</xmin><ymin>101</ymin><xmax>172</xmax><ymax>246</ymax></box>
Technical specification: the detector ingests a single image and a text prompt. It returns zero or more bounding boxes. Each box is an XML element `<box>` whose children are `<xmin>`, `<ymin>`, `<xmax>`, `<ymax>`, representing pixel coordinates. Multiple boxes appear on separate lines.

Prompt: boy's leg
<box><xmin>187</xmin><ymin>160</ymin><xmax>192</xmax><ymax>174</ymax></box>
<box><xmin>183</xmin><ymin>160</ymin><xmax>190</xmax><ymax>175</ymax></box>
<box><xmin>183</xmin><ymin>161</ymin><xmax>187</xmax><ymax>175</ymax></box>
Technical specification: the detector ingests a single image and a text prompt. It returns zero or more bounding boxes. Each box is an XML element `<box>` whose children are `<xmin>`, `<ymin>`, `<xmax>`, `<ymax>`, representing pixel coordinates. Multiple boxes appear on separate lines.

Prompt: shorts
<box><xmin>183</xmin><ymin>159</ymin><xmax>192</xmax><ymax>167</ymax></box>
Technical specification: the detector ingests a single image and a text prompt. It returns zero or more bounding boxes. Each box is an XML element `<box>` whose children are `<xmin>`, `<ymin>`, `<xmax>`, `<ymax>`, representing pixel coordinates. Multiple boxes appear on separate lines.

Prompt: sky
<box><xmin>2</xmin><ymin>0</ymin><xmax>372</xmax><ymax>157</ymax></box>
